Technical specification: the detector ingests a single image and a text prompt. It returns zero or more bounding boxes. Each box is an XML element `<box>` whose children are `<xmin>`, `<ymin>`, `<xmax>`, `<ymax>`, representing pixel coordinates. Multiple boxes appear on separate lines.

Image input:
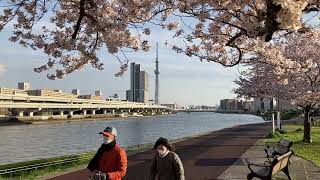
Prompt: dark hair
<box><xmin>153</xmin><ymin>137</ymin><xmax>175</xmax><ymax>151</ymax></box>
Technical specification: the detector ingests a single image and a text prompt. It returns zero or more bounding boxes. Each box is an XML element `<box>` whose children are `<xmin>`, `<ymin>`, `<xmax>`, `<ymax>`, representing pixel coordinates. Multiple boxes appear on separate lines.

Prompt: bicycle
<box><xmin>89</xmin><ymin>170</ymin><xmax>108</xmax><ymax>180</ymax></box>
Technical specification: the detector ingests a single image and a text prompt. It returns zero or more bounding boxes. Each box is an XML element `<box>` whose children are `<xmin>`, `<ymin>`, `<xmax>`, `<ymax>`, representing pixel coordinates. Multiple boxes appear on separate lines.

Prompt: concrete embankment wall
<box><xmin>16</xmin><ymin>114</ymin><xmax>117</xmax><ymax>121</ymax></box>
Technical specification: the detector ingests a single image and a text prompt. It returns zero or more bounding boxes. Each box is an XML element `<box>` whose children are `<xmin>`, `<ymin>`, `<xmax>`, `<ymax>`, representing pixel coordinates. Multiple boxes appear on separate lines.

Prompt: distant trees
<box><xmin>235</xmin><ymin>31</ymin><xmax>320</xmax><ymax>143</ymax></box>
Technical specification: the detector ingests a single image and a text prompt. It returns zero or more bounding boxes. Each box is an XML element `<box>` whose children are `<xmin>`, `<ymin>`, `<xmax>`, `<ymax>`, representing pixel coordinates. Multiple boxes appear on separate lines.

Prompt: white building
<box><xmin>27</xmin><ymin>89</ymin><xmax>77</xmax><ymax>99</ymax></box>
<box><xmin>161</xmin><ymin>104</ymin><xmax>178</xmax><ymax>110</ymax></box>
<box><xmin>253</xmin><ymin>98</ymin><xmax>276</xmax><ymax>112</ymax></box>
<box><xmin>0</xmin><ymin>88</ymin><xmax>28</xmax><ymax>96</ymax></box>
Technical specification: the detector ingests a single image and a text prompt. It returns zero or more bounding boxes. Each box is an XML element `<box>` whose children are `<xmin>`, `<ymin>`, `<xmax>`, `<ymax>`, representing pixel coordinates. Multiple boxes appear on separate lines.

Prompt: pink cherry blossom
<box><xmin>0</xmin><ymin>0</ymin><xmax>319</xmax><ymax>79</ymax></box>
<box><xmin>235</xmin><ymin>30</ymin><xmax>320</xmax><ymax>143</ymax></box>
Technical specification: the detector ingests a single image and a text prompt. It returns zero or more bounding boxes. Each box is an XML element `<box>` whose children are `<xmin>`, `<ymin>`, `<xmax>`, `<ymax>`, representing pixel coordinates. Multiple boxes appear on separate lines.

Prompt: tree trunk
<box><xmin>277</xmin><ymin>111</ymin><xmax>281</xmax><ymax>130</ymax></box>
<box><xmin>303</xmin><ymin>107</ymin><xmax>312</xmax><ymax>143</ymax></box>
<box><xmin>276</xmin><ymin>99</ymin><xmax>281</xmax><ymax>130</ymax></box>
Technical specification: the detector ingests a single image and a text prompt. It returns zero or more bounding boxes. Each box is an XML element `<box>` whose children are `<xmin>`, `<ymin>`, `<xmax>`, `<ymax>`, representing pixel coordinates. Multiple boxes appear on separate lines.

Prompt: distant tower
<box><xmin>155</xmin><ymin>43</ymin><xmax>160</xmax><ymax>105</ymax></box>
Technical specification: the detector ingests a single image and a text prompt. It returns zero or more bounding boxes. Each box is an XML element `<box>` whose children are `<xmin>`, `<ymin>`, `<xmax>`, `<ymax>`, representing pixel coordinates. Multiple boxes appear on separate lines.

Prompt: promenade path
<box><xmin>217</xmin><ymin>141</ymin><xmax>320</xmax><ymax>180</ymax></box>
<box><xmin>49</xmin><ymin>122</ymin><xmax>269</xmax><ymax>180</ymax></box>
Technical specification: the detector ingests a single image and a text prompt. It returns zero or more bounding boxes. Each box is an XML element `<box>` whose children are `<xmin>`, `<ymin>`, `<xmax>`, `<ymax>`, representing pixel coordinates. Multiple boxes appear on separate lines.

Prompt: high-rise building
<box><xmin>126</xmin><ymin>90</ymin><xmax>132</xmax><ymax>101</ymax></box>
<box><xmin>72</xmin><ymin>89</ymin><xmax>80</xmax><ymax>95</ymax></box>
<box><xmin>139</xmin><ymin>71</ymin><xmax>149</xmax><ymax>103</ymax></box>
<box><xmin>18</xmin><ymin>82</ymin><xmax>30</xmax><ymax>90</ymax></box>
<box><xmin>130</xmin><ymin>62</ymin><xmax>140</xmax><ymax>102</ymax></box>
<box><xmin>127</xmin><ymin>62</ymin><xmax>149</xmax><ymax>103</ymax></box>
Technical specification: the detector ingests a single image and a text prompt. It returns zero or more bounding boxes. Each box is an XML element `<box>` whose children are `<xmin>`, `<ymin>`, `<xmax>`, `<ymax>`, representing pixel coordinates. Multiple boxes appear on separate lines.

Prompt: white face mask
<box><xmin>103</xmin><ymin>136</ymin><xmax>113</xmax><ymax>144</ymax></box>
<box><xmin>157</xmin><ymin>147</ymin><xmax>168</xmax><ymax>157</ymax></box>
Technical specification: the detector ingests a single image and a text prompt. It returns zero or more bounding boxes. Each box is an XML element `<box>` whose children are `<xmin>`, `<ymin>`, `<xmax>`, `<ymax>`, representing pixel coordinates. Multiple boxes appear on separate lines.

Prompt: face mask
<box><xmin>103</xmin><ymin>136</ymin><xmax>113</xmax><ymax>144</ymax></box>
<box><xmin>157</xmin><ymin>147</ymin><xmax>168</xmax><ymax>157</ymax></box>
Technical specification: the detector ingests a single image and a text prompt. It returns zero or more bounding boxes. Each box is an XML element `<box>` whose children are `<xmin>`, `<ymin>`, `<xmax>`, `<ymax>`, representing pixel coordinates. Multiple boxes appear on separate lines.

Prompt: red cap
<box><xmin>99</xmin><ymin>126</ymin><xmax>117</xmax><ymax>137</ymax></box>
<box><xmin>100</xmin><ymin>131</ymin><xmax>112</xmax><ymax>137</ymax></box>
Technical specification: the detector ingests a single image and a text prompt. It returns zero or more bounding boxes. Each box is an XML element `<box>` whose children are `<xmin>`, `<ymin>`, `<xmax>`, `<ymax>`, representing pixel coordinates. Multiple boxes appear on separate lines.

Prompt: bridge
<box><xmin>183</xmin><ymin>109</ymin><xmax>217</xmax><ymax>113</ymax></box>
<box><xmin>0</xmin><ymin>94</ymin><xmax>169</xmax><ymax>120</ymax></box>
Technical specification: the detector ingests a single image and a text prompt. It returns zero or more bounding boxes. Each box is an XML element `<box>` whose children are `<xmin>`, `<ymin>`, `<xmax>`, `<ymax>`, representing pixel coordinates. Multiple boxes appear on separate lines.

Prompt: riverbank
<box><xmin>50</xmin><ymin>118</ymin><xmax>320</xmax><ymax>180</ymax></box>
<box><xmin>0</xmin><ymin>130</ymin><xmax>214</xmax><ymax>180</ymax></box>
<box><xmin>0</xmin><ymin>113</ymin><xmax>263</xmax><ymax>179</ymax></box>
<box><xmin>0</xmin><ymin>143</ymin><xmax>154</xmax><ymax>180</ymax></box>
<box><xmin>0</xmin><ymin>119</ymin><xmax>32</xmax><ymax>126</ymax></box>
<box><xmin>0</xmin><ymin>112</ymin><xmax>171</xmax><ymax>126</ymax></box>
<box><xmin>2</xmin><ymin>115</ymin><xmax>315</xmax><ymax>179</ymax></box>
<box><xmin>0</xmin><ymin>112</ymin><xmax>264</xmax><ymax>179</ymax></box>
<box><xmin>48</xmin><ymin>122</ymin><xmax>269</xmax><ymax>180</ymax></box>
<box><xmin>215</xmin><ymin>110</ymin><xmax>257</xmax><ymax>116</ymax></box>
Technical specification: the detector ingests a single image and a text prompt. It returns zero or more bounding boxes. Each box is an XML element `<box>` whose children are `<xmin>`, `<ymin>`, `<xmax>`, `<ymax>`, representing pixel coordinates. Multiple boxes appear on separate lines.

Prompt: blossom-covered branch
<box><xmin>234</xmin><ymin>30</ymin><xmax>320</xmax><ymax>142</ymax></box>
<box><xmin>0</xmin><ymin>0</ymin><xmax>319</xmax><ymax>79</ymax></box>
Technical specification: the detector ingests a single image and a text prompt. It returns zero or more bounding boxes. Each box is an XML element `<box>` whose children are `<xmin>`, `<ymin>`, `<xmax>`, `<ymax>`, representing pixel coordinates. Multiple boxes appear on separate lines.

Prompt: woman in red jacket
<box><xmin>87</xmin><ymin>126</ymin><xmax>127</xmax><ymax>180</ymax></box>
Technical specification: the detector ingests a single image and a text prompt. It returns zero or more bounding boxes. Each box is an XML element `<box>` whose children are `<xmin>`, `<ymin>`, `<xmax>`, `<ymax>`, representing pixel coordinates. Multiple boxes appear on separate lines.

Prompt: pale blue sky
<box><xmin>0</xmin><ymin>11</ymin><xmax>244</xmax><ymax>107</ymax></box>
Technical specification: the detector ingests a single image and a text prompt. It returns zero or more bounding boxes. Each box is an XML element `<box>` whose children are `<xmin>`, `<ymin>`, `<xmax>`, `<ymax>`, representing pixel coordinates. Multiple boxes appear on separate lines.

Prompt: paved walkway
<box><xmin>49</xmin><ymin>122</ymin><xmax>269</xmax><ymax>180</ymax></box>
<box><xmin>217</xmin><ymin>141</ymin><xmax>320</xmax><ymax>180</ymax></box>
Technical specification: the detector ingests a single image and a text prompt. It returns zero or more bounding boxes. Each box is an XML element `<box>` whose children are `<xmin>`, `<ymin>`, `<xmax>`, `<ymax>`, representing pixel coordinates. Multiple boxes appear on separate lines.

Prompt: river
<box><xmin>0</xmin><ymin>112</ymin><xmax>263</xmax><ymax>165</ymax></box>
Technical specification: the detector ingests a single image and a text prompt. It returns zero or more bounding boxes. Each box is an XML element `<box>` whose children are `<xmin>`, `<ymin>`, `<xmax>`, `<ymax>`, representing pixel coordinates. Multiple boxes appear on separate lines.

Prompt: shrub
<box><xmin>281</xmin><ymin>111</ymin><xmax>299</xmax><ymax>120</ymax></box>
<box><xmin>312</xmin><ymin>120</ymin><xmax>320</xmax><ymax>127</ymax></box>
<box><xmin>265</xmin><ymin>130</ymin><xmax>281</xmax><ymax>139</ymax></box>
<box><xmin>278</xmin><ymin>129</ymin><xmax>287</xmax><ymax>134</ymax></box>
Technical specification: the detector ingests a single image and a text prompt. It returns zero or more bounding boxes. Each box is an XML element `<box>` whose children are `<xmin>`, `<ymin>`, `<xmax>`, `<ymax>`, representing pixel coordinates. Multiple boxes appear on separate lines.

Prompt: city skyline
<box><xmin>0</xmin><ymin>26</ymin><xmax>241</xmax><ymax>106</ymax></box>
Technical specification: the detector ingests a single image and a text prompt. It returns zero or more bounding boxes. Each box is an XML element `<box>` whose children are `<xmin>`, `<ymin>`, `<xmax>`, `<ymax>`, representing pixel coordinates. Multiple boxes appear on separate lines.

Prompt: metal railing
<box><xmin>0</xmin><ymin>139</ymin><xmax>190</xmax><ymax>177</ymax></box>
<box><xmin>0</xmin><ymin>143</ymin><xmax>153</xmax><ymax>177</ymax></box>
<box><xmin>0</xmin><ymin>154</ymin><xmax>93</xmax><ymax>176</ymax></box>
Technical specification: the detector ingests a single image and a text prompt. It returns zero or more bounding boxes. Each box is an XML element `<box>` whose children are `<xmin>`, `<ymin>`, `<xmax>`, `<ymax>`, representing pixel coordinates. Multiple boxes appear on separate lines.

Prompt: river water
<box><xmin>0</xmin><ymin>112</ymin><xmax>263</xmax><ymax>165</ymax></box>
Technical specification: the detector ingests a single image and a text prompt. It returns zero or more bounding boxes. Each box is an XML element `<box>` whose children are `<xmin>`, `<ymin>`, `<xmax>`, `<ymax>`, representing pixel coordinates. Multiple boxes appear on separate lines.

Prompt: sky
<box><xmin>0</xmin><ymin>9</ymin><xmax>245</xmax><ymax>107</ymax></box>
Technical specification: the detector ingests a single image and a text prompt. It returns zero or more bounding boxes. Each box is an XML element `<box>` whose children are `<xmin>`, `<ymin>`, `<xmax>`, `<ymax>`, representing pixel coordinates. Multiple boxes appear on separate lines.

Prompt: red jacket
<box><xmin>98</xmin><ymin>144</ymin><xmax>127</xmax><ymax>180</ymax></box>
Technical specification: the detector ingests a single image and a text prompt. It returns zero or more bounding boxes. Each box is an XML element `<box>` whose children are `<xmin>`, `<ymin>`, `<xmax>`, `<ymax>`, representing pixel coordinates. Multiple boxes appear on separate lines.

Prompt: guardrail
<box><xmin>0</xmin><ymin>155</ymin><xmax>93</xmax><ymax>176</ymax></box>
<box><xmin>0</xmin><ymin>136</ymin><xmax>196</xmax><ymax>177</ymax></box>
<box><xmin>0</xmin><ymin>143</ymin><xmax>154</xmax><ymax>177</ymax></box>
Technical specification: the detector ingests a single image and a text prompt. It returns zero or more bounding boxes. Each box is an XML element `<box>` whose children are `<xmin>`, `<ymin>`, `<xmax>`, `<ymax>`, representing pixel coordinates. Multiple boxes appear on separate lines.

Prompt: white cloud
<box><xmin>0</xmin><ymin>64</ymin><xmax>6</xmax><ymax>76</ymax></box>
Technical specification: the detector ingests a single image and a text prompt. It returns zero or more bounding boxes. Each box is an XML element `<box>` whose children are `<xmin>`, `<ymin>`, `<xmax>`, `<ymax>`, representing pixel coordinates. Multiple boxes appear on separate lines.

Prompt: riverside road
<box><xmin>50</xmin><ymin>122</ymin><xmax>268</xmax><ymax>180</ymax></box>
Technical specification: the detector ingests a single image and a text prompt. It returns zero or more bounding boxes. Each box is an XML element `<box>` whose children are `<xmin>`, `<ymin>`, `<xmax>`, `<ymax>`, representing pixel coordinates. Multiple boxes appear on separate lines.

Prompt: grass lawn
<box><xmin>0</xmin><ymin>132</ymin><xmax>201</xmax><ymax>180</ymax></box>
<box><xmin>263</xmin><ymin>124</ymin><xmax>320</xmax><ymax>166</ymax></box>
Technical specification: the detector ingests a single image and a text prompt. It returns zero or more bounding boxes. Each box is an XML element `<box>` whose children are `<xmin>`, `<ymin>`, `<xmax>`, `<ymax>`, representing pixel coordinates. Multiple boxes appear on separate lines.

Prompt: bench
<box><xmin>247</xmin><ymin>151</ymin><xmax>293</xmax><ymax>180</ymax></box>
<box><xmin>265</xmin><ymin>138</ymin><xmax>293</xmax><ymax>162</ymax></box>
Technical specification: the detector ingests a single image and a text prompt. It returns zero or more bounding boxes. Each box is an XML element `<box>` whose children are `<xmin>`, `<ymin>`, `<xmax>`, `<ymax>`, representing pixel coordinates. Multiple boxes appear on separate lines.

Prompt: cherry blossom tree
<box><xmin>235</xmin><ymin>31</ymin><xmax>320</xmax><ymax>143</ymax></box>
<box><xmin>0</xmin><ymin>0</ymin><xmax>320</xmax><ymax>79</ymax></box>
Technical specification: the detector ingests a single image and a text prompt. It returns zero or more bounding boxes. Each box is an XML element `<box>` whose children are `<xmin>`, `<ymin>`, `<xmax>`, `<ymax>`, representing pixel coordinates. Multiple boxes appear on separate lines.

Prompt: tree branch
<box><xmin>72</xmin><ymin>0</ymin><xmax>86</xmax><ymax>39</ymax></box>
